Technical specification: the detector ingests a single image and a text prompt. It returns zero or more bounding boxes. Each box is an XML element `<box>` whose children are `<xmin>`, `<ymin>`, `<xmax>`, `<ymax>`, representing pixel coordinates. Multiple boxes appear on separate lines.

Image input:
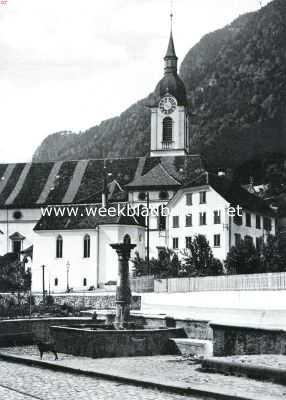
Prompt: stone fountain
<box><xmin>50</xmin><ymin>235</ymin><xmax>186</xmax><ymax>358</ymax></box>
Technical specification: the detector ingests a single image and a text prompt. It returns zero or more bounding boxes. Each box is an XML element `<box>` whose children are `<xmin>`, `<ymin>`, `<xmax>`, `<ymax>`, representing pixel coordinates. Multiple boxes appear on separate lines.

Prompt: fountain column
<box><xmin>110</xmin><ymin>235</ymin><xmax>136</xmax><ymax>328</ymax></box>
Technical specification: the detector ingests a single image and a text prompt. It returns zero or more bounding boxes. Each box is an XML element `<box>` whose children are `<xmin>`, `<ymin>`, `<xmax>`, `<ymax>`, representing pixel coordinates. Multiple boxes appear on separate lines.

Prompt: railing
<box><xmin>154</xmin><ymin>272</ymin><xmax>286</xmax><ymax>293</ymax></box>
<box><xmin>161</xmin><ymin>141</ymin><xmax>174</xmax><ymax>150</ymax></box>
<box><xmin>130</xmin><ymin>275</ymin><xmax>155</xmax><ymax>293</ymax></box>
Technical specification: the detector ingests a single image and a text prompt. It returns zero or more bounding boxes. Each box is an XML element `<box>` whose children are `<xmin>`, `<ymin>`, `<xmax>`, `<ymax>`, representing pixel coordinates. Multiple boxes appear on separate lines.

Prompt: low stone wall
<box><xmin>51</xmin><ymin>326</ymin><xmax>187</xmax><ymax>358</ymax></box>
<box><xmin>34</xmin><ymin>293</ymin><xmax>141</xmax><ymax>310</ymax></box>
<box><xmin>0</xmin><ymin>318</ymin><xmax>93</xmax><ymax>344</ymax></box>
<box><xmin>211</xmin><ymin>323</ymin><xmax>286</xmax><ymax>356</ymax></box>
<box><xmin>131</xmin><ymin>315</ymin><xmax>212</xmax><ymax>340</ymax></box>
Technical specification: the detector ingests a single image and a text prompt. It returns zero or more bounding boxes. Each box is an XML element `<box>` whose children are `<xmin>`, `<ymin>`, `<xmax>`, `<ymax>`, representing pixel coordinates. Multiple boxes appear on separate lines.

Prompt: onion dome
<box><xmin>154</xmin><ymin>30</ymin><xmax>187</xmax><ymax>106</ymax></box>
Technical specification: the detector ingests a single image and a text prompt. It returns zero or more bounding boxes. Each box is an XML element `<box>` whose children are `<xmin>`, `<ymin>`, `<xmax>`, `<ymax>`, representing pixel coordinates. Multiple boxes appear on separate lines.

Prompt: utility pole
<box><xmin>146</xmin><ymin>192</ymin><xmax>150</xmax><ymax>275</ymax></box>
<box><xmin>66</xmin><ymin>260</ymin><xmax>70</xmax><ymax>292</ymax></box>
<box><xmin>41</xmin><ymin>265</ymin><xmax>46</xmax><ymax>303</ymax></box>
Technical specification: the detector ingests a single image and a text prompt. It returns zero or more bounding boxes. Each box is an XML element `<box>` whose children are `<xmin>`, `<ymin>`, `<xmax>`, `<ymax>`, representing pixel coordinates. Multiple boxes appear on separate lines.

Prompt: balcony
<box><xmin>161</xmin><ymin>141</ymin><xmax>174</xmax><ymax>150</ymax></box>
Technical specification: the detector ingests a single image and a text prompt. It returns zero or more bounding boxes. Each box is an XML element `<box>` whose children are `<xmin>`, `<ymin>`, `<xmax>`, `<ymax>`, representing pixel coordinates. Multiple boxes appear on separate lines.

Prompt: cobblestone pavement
<box><xmin>0</xmin><ymin>359</ymin><xmax>205</xmax><ymax>400</ymax></box>
<box><xmin>2</xmin><ymin>347</ymin><xmax>286</xmax><ymax>399</ymax></box>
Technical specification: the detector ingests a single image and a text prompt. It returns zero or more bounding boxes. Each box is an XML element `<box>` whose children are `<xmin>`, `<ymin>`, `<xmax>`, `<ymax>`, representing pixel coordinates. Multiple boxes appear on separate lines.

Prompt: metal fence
<box><xmin>154</xmin><ymin>272</ymin><xmax>286</xmax><ymax>293</ymax></box>
<box><xmin>130</xmin><ymin>275</ymin><xmax>155</xmax><ymax>293</ymax></box>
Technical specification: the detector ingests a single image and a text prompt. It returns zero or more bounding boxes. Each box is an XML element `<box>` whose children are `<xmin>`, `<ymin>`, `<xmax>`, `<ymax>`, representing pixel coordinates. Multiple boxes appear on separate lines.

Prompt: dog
<box><xmin>37</xmin><ymin>341</ymin><xmax>58</xmax><ymax>360</ymax></box>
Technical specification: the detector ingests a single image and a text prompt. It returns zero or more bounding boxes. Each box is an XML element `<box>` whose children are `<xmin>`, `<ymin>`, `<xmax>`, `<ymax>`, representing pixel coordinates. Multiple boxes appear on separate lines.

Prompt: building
<box><xmin>0</xmin><ymin>25</ymin><xmax>276</xmax><ymax>292</ymax></box>
<box><xmin>32</xmin><ymin>204</ymin><xmax>145</xmax><ymax>292</ymax></box>
<box><xmin>167</xmin><ymin>173</ymin><xmax>276</xmax><ymax>260</ymax></box>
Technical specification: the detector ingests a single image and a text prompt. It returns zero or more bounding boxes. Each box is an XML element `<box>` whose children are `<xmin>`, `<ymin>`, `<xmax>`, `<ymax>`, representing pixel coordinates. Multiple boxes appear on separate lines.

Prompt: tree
<box><xmin>181</xmin><ymin>235</ymin><xmax>223</xmax><ymax>277</ymax></box>
<box><xmin>262</xmin><ymin>234</ymin><xmax>286</xmax><ymax>273</ymax></box>
<box><xmin>225</xmin><ymin>236</ymin><xmax>261</xmax><ymax>275</ymax></box>
<box><xmin>0</xmin><ymin>253</ymin><xmax>31</xmax><ymax>294</ymax></box>
<box><xmin>132</xmin><ymin>249</ymin><xmax>181</xmax><ymax>278</ymax></box>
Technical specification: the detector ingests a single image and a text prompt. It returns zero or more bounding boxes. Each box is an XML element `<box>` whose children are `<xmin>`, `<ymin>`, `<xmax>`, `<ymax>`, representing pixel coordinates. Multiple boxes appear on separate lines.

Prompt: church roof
<box><xmin>0</xmin><ymin>156</ymin><xmax>203</xmax><ymax>209</ymax></box>
<box><xmin>126</xmin><ymin>162</ymin><xmax>180</xmax><ymax>189</ymax></box>
<box><xmin>154</xmin><ymin>74</ymin><xmax>188</xmax><ymax>106</ymax></box>
<box><xmin>0</xmin><ymin>155</ymin><xmax>204</xmax><ymax>209</ymax></box>
<box><xmin>34</xmin><ymin>203</ymin><xmax>145</xmax><ymax>231</ymax></box>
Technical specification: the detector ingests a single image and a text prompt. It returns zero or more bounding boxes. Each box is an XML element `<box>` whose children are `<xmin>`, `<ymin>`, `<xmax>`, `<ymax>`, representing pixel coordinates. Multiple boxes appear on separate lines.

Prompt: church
<box><xmin>0</xmin><ymin>26</ymin><xmax>276</xmax><ymax>292</ymax></box>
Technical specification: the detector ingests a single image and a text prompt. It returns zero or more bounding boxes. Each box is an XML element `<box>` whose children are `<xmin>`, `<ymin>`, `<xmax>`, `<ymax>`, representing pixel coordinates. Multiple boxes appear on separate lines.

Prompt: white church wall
<box><xmin>98</xmin><ymin>225</ymin><xmax>145</xmax><ymax>287</ymax></box>
<box><xmin>0</xmin><ymin>208</ymin><xmax>41</xmax><ymax>255</ymax></box>
<box><xmin>32</xmin><ymin>230</ymin><xmax>98</xmax><ymax>293</ymax></box>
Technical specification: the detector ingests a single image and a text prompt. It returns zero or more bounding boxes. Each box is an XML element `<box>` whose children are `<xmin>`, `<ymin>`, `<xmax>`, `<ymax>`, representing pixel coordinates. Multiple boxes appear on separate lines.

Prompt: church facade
<box><xmin>0</xmin><ymin>28</ymin><xmax>276</xmax><ymax>293</ymax></box>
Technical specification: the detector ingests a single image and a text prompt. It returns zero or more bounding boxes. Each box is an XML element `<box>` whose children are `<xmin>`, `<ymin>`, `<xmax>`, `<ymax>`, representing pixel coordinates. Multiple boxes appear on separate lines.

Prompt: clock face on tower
<box><xmin>159</xmin><ymin>96</ymin><xmax>177</xmax><ymax>115</ymax></box>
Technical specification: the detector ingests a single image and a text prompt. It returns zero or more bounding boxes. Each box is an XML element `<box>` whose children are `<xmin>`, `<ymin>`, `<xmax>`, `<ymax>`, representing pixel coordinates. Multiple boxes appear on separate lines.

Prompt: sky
<box><xmin>0</xmin><ymin>0</ymin><xmax>272</xmax><ymax>163</ymax></box>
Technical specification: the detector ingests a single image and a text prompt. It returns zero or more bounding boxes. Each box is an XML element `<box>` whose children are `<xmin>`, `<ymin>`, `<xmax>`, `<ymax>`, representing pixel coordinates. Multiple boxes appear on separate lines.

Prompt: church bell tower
<box><xmin>150</xmin><ymin>16</ymin><xmax>190</xmax><ymax>157</ymax></box>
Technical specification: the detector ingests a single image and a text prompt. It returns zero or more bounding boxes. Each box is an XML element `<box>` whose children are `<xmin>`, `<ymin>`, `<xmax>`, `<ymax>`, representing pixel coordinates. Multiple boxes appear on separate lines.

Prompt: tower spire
<box><xmin>164</xmin><ymin>4</ymin><xmax>178</xmax><ymax>74</ymax></box>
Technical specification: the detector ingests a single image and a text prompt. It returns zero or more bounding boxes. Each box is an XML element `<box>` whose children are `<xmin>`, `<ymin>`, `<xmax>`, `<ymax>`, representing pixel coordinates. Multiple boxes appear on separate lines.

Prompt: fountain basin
<box><xmin>50</xmin><ymin>325</ymin><xmax>186</xmax><ymax>358</ymax></box>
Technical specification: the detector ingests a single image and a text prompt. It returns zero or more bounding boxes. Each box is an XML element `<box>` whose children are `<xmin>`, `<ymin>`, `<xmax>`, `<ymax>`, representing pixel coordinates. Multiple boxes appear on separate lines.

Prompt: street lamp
<box><xmin>66</xmin><ymin>261</ymin><xmax>70</xmax><ymax>292</ymax></box>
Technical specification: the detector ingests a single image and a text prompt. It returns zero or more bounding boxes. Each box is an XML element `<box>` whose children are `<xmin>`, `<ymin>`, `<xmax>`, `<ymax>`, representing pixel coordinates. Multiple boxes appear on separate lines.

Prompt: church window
<box><xmin>13</xmin><ymin>211</ymin><xmax>22</xmax><ymax>220</ymax></box>
<box><xmin>83</xmin><ymin>278</ymin><xmax>87</xmax><ymax>287</ymax></box>
<box><xmin>54</xmin><ymin>278</ymin><xmax>58</xmax><ymax>286</ymax></box>
<box><xmin>159</xmin><ymin>191</ymin><xmax>169</xmax><ymax>200</ymax></box>
<box><xmin>56</xmin><ymin>235</ymin><xmax>63</xmax><ymax>258</ymax></box>
<box><xmin>83</xmin><ymin>234</ymin><xmax>90</xmax><ymax>258</ymax></box>
<box><xmin>162</xmin><ymin>117</ymin><xmax>173</xmax><ymax>143</ymax></box>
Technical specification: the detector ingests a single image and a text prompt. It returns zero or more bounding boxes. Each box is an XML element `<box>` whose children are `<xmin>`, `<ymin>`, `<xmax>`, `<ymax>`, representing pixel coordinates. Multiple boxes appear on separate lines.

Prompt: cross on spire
<box><xmin>170</xmin><ymin>0</ymin><xmax>173</xmax><ymax>31</ymax></box>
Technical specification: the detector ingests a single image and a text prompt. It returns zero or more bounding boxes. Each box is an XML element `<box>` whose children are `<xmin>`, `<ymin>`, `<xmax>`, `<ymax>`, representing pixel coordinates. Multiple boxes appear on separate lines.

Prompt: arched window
<box><xmin>83</xmin><ymin>234</ymin><xmax>90</xmax><ymax>258</ymax></box>
<box><xmin>123</xmin><ymin>234</ymin><xmax>131</xmax><ymax>245</ymax></box>
<box><xmin>54</xmin><ymin>278</ymin><xmax>58</xmax><ymax>286</ymax></box>
<box><xmin>162</xmin><ymin>117</ymin><xmax>173</xmax><ymax>143</ymax></box>
<box><xmin>83</xmin><ymin>278</ymin><xmax>87</xmax><ymax>287</ymax></box>
<box><xmin>56</xmin><ymin>235</ymin><xmax>63</xmax><ymax>258</ymax></box>
<box><xmin>158</xmin><ymin>205</ymin><xmax>166</xmax><ymax>231</ymax></box>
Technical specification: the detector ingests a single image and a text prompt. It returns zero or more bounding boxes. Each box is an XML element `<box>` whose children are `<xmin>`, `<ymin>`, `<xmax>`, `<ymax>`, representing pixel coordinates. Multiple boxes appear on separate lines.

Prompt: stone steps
<box><xmin>171</xmin><ymin>338</ymin><xmax>213</xmax><ymax>357</ymax></box>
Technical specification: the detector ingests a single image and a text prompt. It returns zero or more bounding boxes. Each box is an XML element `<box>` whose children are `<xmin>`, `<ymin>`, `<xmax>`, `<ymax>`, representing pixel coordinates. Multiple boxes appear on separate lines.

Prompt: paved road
<box><xmin>0</xmin><ymin>360</ymin><xmax>204</xmax><ymax>400</ymax></box>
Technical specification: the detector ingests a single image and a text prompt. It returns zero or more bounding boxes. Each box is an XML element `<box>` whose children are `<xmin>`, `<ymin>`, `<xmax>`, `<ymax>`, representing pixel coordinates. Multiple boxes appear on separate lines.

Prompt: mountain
<box><xmin>33</xmin><ymin>0</ymin><xmax>286</xmax><ymax>176</ymax></box>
